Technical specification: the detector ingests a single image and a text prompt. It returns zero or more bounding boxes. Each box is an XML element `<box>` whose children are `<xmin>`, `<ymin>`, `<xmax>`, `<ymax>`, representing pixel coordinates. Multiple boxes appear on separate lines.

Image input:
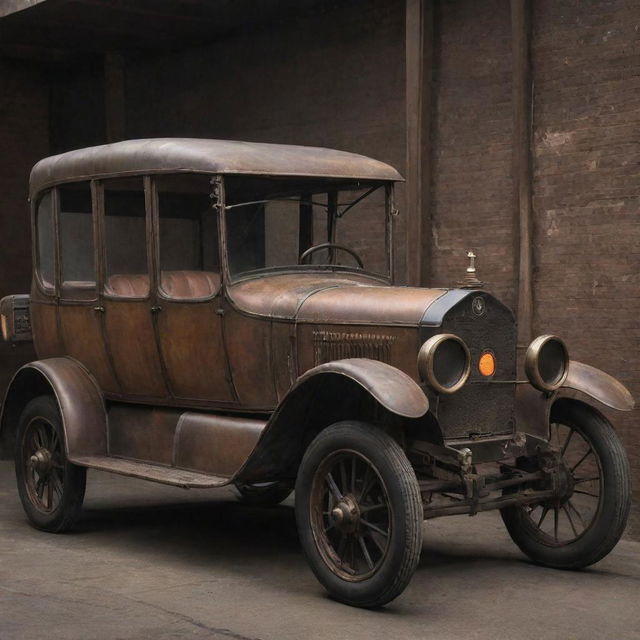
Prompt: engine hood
<box><xmin>228</xmin><ymin>272</ymin><xmax>456</xmax><ymax>326</ymax></box>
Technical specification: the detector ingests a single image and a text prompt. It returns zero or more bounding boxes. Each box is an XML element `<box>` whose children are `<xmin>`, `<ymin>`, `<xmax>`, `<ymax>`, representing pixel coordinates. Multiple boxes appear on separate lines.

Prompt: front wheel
<box><xmin>15</xmin><ymin>396</ymin><xmax>86</xmax><ymax>532</ymax></box>
<box><xmin>295</xmin><ymin>421</ymin><xmax>423</xmax><ymax>608</ymax></box>
<box><xmin>501</xmin><ymin>400</ymin><xmax>631</xmax><ymax>569</ymax></box>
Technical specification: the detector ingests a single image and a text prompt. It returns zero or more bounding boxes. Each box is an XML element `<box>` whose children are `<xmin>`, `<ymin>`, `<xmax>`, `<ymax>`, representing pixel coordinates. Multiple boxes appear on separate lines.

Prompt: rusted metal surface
<box><xmin>58</xmin><ymin>304</ymin><xmax>119</xmax><ymax>393</ymax></box>
<box><xmin>108</xmin><ymin>404</ymin><xmax>179</xmax><ymax>465</ymax></box>
<box><xmin>226</xmin><ymin>272</ymin><xmax>388</xmax><ymax>319</ymax></box>
<box><xmin>0</xmin><ymin>357</ymin><xmax>106</xmax><ymax>459</ymax></box>
<box><xmin>0</xmin><ymin>294</ymin><xmax>32</xmax><ymax>342</ymax></box>
<box><xmin>155</xmin><ymin>301</ymin><xmax>235</xmax><ymax>402</ymax></box>
<box><xmin>29</xmin><ymin>298</ymin><xmax>63</xmax><ymax>359</ymax></box>
<box><xmin>173</xmin><ymin>412</ymin><xmax>264</xmax><ymax>477</ymax></box>
<box><xmin>29</xmin><ymin>138</ymin><xmax>403</xmax><ymax>198</ymax></box>
<box><xmin>296</xmin><ymin>285</ymin><xmax>446</xmax><ymax>326</ymax></box>
<box><xmin>560</xmin><ymin>360</ymin><xmax>635</xmax><ymax>412</ymax></box>
<box><xmin>72</xmin><ymin>455</ymin><xmax>229</xmax><ymax>488</ymax></box>
<box><xmin>287</xmin><ymin>358</ymin><xmax>428</xmax><ymax>420</ymax></box>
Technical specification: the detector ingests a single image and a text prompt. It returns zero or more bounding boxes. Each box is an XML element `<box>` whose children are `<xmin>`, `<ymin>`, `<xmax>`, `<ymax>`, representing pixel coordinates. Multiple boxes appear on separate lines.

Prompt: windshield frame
<box><xmin>219</xmin><ymin>176</ymin><xmax>396</xmax><ymax>285</ymax></box>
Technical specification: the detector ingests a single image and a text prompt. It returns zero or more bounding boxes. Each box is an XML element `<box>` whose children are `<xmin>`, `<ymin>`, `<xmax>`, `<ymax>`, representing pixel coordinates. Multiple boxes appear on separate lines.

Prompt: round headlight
<box><xmin>525</xmin><ymin>334</ymin><xmax>569</xmax><ymax>392</ymax></box>
<box><xmin>418</xmin><ymin>334</ymin><xmax>471</xmax><ymax>394</ymax></box>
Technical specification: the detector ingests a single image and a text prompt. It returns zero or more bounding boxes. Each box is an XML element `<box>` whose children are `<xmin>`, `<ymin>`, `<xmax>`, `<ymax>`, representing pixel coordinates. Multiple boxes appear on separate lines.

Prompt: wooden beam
<box><xmin>104</xmin><ymin>51</ymin><xmax>125</xmax><ymax>142</ymax></box>
<box><xmin>511</xmin><ymin>0</ymin><xmax>534</xmax><ymax>349</ymax></box>
<box><xmin>405</xmin><ymin>0</ymin><xmax>433</xmax><ymax>286</ymax></box>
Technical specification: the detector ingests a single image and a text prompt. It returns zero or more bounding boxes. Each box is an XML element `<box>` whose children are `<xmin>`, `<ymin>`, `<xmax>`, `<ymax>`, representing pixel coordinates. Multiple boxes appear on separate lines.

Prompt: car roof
<box><xmin>29</xmin><ymin>138</ymin><xmax>404</xmax><ymax>197</ymax></box>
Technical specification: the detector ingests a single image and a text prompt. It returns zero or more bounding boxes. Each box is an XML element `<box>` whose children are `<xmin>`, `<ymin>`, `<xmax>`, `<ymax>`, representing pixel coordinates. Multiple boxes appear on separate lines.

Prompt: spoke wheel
<box><xmin>311</xmin><ymin>450</ymin><xmax>392</xmax><ymax>581</ymax></box>
<box><xmin>23</xmin><ymin>417</ymin><xmax>65</xmax><ymax>514</ymax></box>
<box><xmin>501</xmin><ymin>400</ymin><xmax>630</xmax><ymax>569</ymax></box>
<box><xmin>15</xmin><ymin>396</ymin><xmax>86</xmax><ymax>532</ymax></box>
<box><xmin>295</xmin><ymin>421</ymin><xmax>422</xmax><ymax>608</ymax></box>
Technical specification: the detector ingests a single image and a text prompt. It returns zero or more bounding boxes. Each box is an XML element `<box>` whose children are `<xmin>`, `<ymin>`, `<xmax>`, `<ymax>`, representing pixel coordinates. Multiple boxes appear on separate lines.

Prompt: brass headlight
<box><xmin>525</xmin><ymin>334</ymin><xmax>569</xmax><ymax>392</ymax></box>
<box><xmin>418</xmin><ymin>334</ymin><xmax>471</xmax><ymax>394</ymax></box>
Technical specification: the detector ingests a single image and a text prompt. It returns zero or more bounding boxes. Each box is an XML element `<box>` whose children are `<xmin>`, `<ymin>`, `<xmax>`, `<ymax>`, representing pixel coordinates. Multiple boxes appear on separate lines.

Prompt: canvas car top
<box><xmin>29</xmin><ymin>138</ymin><xmax>404</xmax><ymax>197</ymax></box>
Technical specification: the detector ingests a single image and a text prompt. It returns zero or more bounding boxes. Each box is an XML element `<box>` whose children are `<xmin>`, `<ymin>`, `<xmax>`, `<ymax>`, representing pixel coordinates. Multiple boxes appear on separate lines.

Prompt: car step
<box><xmin>72</xmin><ymin>455</ymin><xmax>231</xmax><ymax>489</ymax></box>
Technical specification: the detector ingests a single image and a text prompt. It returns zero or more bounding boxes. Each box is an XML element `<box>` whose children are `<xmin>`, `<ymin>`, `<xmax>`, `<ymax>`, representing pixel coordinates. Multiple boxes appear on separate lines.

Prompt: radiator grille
<box><xmin>424</xmin><ymin>294</ymin><xmax>516</xmax><ymax>439</ymax></box>
<box><xmin>313</xmin><ymin>330</ymin><xmax>396</xmax><ymax>366</ymax></box>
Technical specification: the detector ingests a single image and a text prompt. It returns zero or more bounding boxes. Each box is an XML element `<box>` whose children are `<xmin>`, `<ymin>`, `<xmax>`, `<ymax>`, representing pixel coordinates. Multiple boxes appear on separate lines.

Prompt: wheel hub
<box><xmin>554</xmin><ymin>458</ymin><xmax>575</xmax><ymax>505</ymax></box>
<box><xmin>29</xmin><ymin>448</ymin><xmax>52</xmax><ymax>476</ymax></box>
<box><xmin>330</xmin><ymin>495</ymin><xmax>360</xmax><ymax>534</ymax></box>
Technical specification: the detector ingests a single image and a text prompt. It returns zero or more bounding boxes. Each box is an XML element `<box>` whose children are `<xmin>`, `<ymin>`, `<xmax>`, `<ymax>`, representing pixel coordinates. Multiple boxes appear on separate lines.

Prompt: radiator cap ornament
<box><xmin>458</xmin><ymin>250</ymin><xmax>485</xmax><ymax>289</ymax></box>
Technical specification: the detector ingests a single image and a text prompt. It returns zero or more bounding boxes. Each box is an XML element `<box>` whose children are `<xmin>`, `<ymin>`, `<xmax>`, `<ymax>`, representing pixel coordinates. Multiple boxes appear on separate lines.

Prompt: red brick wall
<box><xmin>531</xmin><ymin>0</ymin><xmax>640</xmax><ymax>538</ymax></box>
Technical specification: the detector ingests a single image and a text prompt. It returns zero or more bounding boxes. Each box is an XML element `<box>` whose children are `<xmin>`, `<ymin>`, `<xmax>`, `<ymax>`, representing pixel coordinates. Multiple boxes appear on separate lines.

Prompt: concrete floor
<box><xmin>1</xmin><ymin>460</ymin><xmax>639</xmax><ymax>640</ymax></box>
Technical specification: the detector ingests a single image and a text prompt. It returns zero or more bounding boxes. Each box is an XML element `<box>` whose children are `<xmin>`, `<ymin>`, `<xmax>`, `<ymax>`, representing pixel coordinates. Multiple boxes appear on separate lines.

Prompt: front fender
<box><xmin>235</xmin><ymin>358</ymin><xmax>429</xmax><ymax>481</ymax></box>
<box><xmin>516</xmin><ymin>360</ymin><xmax>634</xmax><ymax>441</ymax></box>
<box><xmin>559</xmin><ymin>360</ymin><xmax>635</xmax><ymax>411</ymax></box>
<box><xmin>294</xmin><ymin>358</ymin><xmax>429</xmax><ymax>419</ymax></box>
<box><xmin>0</xmin><ymin>357</ymin><xmax>106</xmax><ymax>460</ymax></box>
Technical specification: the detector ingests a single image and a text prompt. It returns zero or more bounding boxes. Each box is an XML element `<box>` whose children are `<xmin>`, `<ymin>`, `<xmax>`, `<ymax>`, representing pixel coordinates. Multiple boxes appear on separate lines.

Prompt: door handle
<box><xmin>93</xmin><ymin>306</ymin><xmax>105</xmax><ymax>313</ymax></box>
<box><xmin>151</xmin><ymin>306</ymin><xmax>162</xmax><ymax>313</ymax></box>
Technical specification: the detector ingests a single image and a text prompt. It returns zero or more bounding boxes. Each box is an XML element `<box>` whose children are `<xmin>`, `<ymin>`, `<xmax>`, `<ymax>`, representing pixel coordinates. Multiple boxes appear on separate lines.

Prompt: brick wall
<box><xmin>430</xmin><ymin>0</ymin><xmax>515</xmax><ymax>306</ymax></box>
<box><xmin>531</xmin><ymin>0</ymin><xmax>640</xmax><ymax>538</ymax></box>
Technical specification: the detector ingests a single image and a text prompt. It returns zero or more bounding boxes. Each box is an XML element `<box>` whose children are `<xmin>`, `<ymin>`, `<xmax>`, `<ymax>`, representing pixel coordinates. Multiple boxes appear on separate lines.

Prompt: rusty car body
<box><xmin>0</xmin><ymin>138</ymin><xmax>634</xmax><ymax>607</ymax></box>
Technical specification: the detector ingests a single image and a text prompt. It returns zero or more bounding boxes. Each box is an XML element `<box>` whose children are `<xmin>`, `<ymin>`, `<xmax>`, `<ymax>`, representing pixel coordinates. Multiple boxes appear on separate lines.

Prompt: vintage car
<box><xmin>0</xmin><ymin>138</ymin><xmax>634</xmax><ymax>608</ymax></box>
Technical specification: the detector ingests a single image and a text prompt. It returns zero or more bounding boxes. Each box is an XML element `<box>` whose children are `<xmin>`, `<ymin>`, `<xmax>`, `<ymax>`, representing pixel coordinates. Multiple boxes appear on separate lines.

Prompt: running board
<box><xmin>73</xmin><ymin>456</ymin><xmax>231</xmax><ymax>489</ymax></box>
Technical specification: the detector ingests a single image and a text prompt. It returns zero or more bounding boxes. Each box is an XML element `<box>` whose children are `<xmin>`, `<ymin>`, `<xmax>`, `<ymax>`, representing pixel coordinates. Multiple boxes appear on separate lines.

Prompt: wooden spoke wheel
<box><xmin>295</xmin><ymin>421</ymin><xmax>422</xmax><ymax>608</ymax></box>
<box><xmin>15</xmin><ymin>396</ymin><xmax>86</xmax><ymax>533</ymax></box>
<box><xmin>311</xmin><ymin>450</ymin><xmax>392</xmax><ymax>581</ymax></box>
<box><xmin>501</xmin><ymin>401</ymin><xmax>630</xmax><ymax>569</ymax></box>
<box><xmin>23</xmin><ymin>417</ymin><xmax>65</xmax><ymax>514</ymax></box>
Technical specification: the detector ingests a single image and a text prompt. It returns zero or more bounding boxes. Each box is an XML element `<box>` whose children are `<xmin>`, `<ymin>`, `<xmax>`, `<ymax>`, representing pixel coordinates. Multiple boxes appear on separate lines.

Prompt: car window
<box><xmin>103</xmin><ymin>177</ymin><xmax>149</xmax><ymax>298</ymax></box>
<box><xmin>224</xmin><ymin>177</ymin><xmax>388</xmax><ymax>279</ymax></box>
<box><xmin>35</xmin><ymin>190</ymin><xmax>55</xmax><ymax>293</ymax></box>
<box><xmin>156</xmin><ymin>174</ymin><xmax>220</xmax><ymax>300</ymax></box>
<box><xmin>59</xmin><ymin>182</ymin><xmax>96</xmax><ymax>301</ymax></box>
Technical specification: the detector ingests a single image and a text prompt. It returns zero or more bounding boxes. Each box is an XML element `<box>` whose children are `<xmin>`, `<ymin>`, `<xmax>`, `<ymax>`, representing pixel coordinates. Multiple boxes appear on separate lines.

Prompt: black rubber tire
<box><xmin>233</xmin><ymin>481</ymin><xmax>293</xmax><ymax>506</ymax></box>
<box><xmin>501</xmin><ymin>401</ymin><xmax>631</xmax><ymax>569</ymax></box>
<box><xmin>15</xmin><ymin>395</ymin><xmax>86</xmax><ymax>533</ymax></box>
<box><xmin>295</xmin><ymin>421</ymin><xmax>423</xmax><ymax>608</ymax></box>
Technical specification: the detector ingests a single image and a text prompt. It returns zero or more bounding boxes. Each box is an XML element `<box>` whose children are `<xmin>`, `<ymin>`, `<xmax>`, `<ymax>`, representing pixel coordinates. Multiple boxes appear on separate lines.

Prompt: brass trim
<box><xmin>417</xmin><ymin>333</ymin><xmax>471</xmax><ymax>394</ymax></box>
<box><xmin>524</xmin><ymin>334</ymin><xmax>569</xmax><ymax>392</ymax></box>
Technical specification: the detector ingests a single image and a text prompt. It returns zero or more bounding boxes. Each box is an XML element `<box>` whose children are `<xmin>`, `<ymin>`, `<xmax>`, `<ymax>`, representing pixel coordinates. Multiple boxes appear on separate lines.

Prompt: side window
<box><xmin>156</xmin><ymin>174</ymin><xmax>220</xmax><ymax>300</ymax></box>
<box><xmin>103</xmin><ymin>178</ymin><xmax>149</xmax><ymax>298</ymax></box>
<box><xmin>59</xmin><ymin>182</ymin><xmax>96</xmax><ymax>300</ymax></box>
<box><xmin>35</xmin><ymin>191</ymin><xmax>55</xmax><ymax>293</ymax></box>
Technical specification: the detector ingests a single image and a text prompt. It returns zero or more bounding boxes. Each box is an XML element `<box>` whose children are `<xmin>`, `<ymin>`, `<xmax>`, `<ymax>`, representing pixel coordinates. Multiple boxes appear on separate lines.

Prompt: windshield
<box><xmin>224</xmin><ymin>176</ymin><xmax>390</xmax><ymax>280</ymax></box>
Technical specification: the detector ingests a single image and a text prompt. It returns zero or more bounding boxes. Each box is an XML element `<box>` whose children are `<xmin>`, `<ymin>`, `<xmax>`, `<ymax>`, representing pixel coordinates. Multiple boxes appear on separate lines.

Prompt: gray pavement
<box><xmin>1</xmin><ymin>459</ymin><xmax>639</xmax><ymax>640</ymax></box>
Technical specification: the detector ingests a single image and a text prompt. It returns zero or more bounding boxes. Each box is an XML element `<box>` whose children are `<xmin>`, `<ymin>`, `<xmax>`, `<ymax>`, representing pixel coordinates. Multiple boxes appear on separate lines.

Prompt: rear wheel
<box><xmin>295</xmin><ymin>421</ymin><xmax>423</xmax><ymax>608</ymax></box>
<box><xmin>501</xmin><ymin>401</ymin><xmax>630</xmax><ymax>569</ymax></box>
<box><xmin>15</xmin><ymin>396</ymin><xmax>86</xmax><ymax>532</ymax></box>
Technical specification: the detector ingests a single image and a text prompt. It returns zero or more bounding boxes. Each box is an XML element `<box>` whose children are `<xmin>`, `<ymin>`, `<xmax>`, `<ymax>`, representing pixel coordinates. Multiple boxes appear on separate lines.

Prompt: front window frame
<box><xmin>219</xmin><ymin>176</ymin><xmax>396</xmax><ymax>286</ymax></box>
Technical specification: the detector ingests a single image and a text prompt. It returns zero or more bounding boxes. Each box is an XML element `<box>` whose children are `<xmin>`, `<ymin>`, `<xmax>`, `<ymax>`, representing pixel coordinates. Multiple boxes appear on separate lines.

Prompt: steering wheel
<box><xmin>298</xmin><ymin>243</ymin><xmax>364</xmax><ymax>269</ymax></box>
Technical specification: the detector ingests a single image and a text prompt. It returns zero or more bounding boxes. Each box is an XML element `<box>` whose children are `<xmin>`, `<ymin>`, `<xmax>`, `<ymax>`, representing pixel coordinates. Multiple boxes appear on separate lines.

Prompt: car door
<box><xmin>99</xmin><ymin>176</ymin><xmax>168</xmax><ymax>400</ymax></box>
<box><xmin>152</xmin><ymin>173</ymin><xmax>236</xmax><ymax>404</ymax></box>
<box><xmin>56</xmin><ymin>181</ymin><xmax>119</xmax><ymax>393</ymax></box>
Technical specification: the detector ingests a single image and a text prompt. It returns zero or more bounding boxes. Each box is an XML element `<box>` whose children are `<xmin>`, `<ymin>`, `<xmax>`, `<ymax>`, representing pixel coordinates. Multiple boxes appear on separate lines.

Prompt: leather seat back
<box><xmin>107</xmin><ymin>271</ymin><xmax>220</xmax><ymax>299</ymax></box>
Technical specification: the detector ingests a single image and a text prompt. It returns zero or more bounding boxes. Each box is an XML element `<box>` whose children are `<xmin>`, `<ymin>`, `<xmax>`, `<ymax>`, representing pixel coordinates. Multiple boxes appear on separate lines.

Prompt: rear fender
<box><xmin>235</xmin><ymin>358</ymin><xmax>434</xmax><ymax>482</ymax></box>
<box><xmin>0</xmin><ymin>357</ymin><xmax>106</xmax><ymax>460</ymax></box>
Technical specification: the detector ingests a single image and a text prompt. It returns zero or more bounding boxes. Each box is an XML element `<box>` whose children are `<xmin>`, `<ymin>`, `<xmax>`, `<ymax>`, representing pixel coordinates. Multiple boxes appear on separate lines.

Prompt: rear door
<box><xmin>56</xmin><ymin>181</ymin><xmax>119</xmax><ymax>393</ymax></box>
<box><xmin>99</xmin><ymin>176</ymin><xmax>168</xmax><ymax>400</ymax></box>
